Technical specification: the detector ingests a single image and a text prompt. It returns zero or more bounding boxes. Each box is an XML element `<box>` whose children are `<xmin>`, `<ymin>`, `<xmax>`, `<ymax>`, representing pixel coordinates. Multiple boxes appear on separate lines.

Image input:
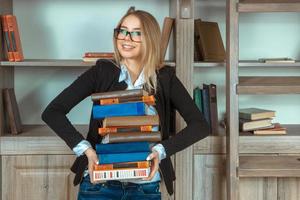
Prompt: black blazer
<box><xmin>41</xmin><ymin>59</ymin><xmax>209</xmax><ymax>195</ymax></box>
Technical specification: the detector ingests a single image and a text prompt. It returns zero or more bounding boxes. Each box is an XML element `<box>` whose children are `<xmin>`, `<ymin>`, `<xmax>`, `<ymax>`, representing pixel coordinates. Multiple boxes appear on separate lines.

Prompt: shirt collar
<box><xmin>118</xmin><ymin>63</ymin><xmax>145</xmax><ymax>88</ymax></box>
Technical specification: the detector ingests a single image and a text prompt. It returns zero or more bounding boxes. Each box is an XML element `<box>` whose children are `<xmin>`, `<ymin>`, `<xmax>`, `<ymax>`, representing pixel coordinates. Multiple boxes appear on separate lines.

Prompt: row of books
<box><xmin>0</xmin><ymin>14</ymin><xmax>24</xmax><ymax>61</ymax></box>
<box><xmin>239</xmin><ymin>108</ymin><xmax>286</xmax><ymax>135</ymax></box>
<box><xmin>90</xmin><ymin>89</ymin><xmax>161</xmax><ymax>181</ymax></box>
<box><xmin>193</xmin><ymin>84</ymin><xmax>219</xmax><ymax>135</ymax></box>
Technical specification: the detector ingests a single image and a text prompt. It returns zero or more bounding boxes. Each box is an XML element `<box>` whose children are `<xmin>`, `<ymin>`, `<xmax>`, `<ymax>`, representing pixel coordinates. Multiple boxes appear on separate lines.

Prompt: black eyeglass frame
<box><xmin>113</xmin><ymin>28</ymin><xmax>142</xmax><ymax>43</ymax></box>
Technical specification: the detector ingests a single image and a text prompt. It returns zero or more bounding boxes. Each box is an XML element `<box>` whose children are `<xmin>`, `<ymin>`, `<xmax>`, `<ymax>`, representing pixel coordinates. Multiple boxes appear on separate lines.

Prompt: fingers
<box><xmin>143</xmin><ymin>152</ymin><xmax>159</xmax><ymax>181</ymax></box>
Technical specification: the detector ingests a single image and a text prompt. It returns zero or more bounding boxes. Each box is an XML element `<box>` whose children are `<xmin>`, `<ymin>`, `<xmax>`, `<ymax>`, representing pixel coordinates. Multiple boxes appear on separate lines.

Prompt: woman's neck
<box><xmin>123</xmin><ymin>59</ymin><xmax>143</xmax><ymax>84</ymax></box>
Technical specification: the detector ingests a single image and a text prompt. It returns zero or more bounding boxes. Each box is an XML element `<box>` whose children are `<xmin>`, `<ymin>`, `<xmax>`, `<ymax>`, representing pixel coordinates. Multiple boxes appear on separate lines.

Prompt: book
<box><xmin>202</xmin><ymin>84</ymin><xmax>211</xmax><ymax>129</ymax></box>
<box><xmin>98</xmin><ymin>125</ymin><xmax>153</xmax><ymax>136</ymax></box>
<box><xmin>101</xmin><ymin>131</ymin><xmax>162</xmax><ymax>144</ymax></box>
<box><xmin>93</xmin><ymin>167</ymin><xmax>150</xmax><ymax>181</ymax></box>
<box><xmin>91</xmin><ymin>89</ymin><xmax>149</xmax><ymax>102</ymax></box>
<box><xmin>0</xmin><ymin>15</ymin><xmax>5</xmax><ymax>61</ymax></box>
<box><xmin>94</xmin><ymin>161</ymin><xmax>150</xmax><ymax>170</ymax></box>
<box><xmin>84</xmin><ymin>52</ymin><xmax>114</xmax><ymax>58</ymax></box>
<box><xmin>1</xmin><ymin>15</ymin><xmax>14</xmax><ymax>61</ymax></box>
<box><xmin>6</xmin><ymin>15</ymin><xmax>23</xmax><ymax>61</ymax></box>
<box><xmin>208</xmin><ymin>84</ymin><xmax>219</xmax><ymax>135</ymax></box>
<box><xmin>95</xmin><ymin>142</ymin><xmax>150</xmax><ymax>154</ymax></box>
<box><xmin>99</xmin><ymin>95</ymin><xmax>155</xmax><ymax>106</ymax></box>
<box><xmin>3</xmin><ymin>88</ymin><xmax>22</xmax><ymax>134</ymax></box>
<box><xmin>161</xmin><ymin>17</ymin><xmax>175</xmax><ymax>60</ymax></box>
<box><xmin>239</xmin><ymin>118</ymin><xmax>273</xmax><ymax>131</ymax></box>
<box><xmin>239</xmin><ymin>108</ymin><xmax>275</xmax><ymax>120</ymax></box>
<box><xmin>193</xmin><ymin>87</ymin><xmax>203</xmax><ymax>113</ymax></box>
<box><xmin>258</xmin><ymin>57</ymin><xmax>295</xmax><ymax>64</ymax></box>
<box><xmin>103</xmin><ymin>115</ymin><xmax>159</xmax><ymax>127</ymax></box>
<box><xmin>195</xmin><ymin>19</ymin><xmax>225</xmax><ymax>62</ymax></box>
<box><xmin>92</xmin><ymin>102</ymin><xmax>146</xmax><ymax>119</ymax></box>
<box><xmin>253</xmin><ymin>123</ymin><xmax>287</xmax><ymax>135</ymax></box>
<box><xmin>98</xmin><ymin>151</ymin><xmax>150</xmax><ymax>164</ymax></box>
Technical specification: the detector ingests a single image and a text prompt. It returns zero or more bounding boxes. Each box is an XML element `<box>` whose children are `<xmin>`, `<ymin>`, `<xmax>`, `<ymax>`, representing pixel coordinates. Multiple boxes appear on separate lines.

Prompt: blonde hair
<box><xmin>113</xmin><ymin>8</ymin><xmax>163</xmax><ymax>93</ymax></box>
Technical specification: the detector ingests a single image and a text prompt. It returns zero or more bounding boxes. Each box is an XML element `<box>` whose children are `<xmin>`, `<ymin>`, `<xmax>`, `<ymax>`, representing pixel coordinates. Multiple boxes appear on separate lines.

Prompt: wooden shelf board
<box><xmin>238</xmin><ymin>1</ymin><xmax>300</xmax><ymax>12</ymax></box>
<box><xmin>194</xmin><ymin>62</ymin><xmax>225</xmax><ymax>68</ymax></box>
<box><xmin>239</xmin><ymin>60</ymin><xmax>300</xmax><ymax>67</ymax></box>
<box><xmin>239</xmin><ymin>155</ymin><xmax>300</xmax><ymax>177</ymax></box>
<box><xmin>237</xmin><ymin>76</ymin><xmax>300</xmax><ymax>94</ymax></box>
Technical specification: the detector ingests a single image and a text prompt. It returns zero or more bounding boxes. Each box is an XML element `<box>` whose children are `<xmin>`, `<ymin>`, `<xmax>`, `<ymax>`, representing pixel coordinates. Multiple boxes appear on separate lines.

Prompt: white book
<box><xmin>93</xmin><ymin>167</ymin><xmax>150</xmax><ymax>181</ymax></box>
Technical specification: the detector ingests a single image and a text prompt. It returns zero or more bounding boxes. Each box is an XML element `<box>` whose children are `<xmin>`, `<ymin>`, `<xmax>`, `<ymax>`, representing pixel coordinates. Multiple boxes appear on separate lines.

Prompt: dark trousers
<box><xmin>77</xmin><ymin>176</ymin><xmax>161</xmax><ymax>200</ymax></box>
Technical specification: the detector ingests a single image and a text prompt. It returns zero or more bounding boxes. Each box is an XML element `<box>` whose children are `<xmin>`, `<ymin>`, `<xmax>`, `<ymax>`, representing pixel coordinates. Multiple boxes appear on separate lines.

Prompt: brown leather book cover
<box><xmin>94</xmin><ymin>161</ymin><xmax>150</xmax><ymax>170</ymax></box>
<box><xmin>103</xmin><ymin>115</ymin><xmax>159</xmax><ymax>127</ymax></box>
<box><xmin>91</xmin><ymin>89</ymin><xmax>149</xmax><ymax>102</ymax></box>
<box><xmin>84</xmin><ymin>52</ymin><xmax>114</xmax><ymax>58</ymax></box>
<box><xmin>3</xmin><ymin>88</ymin><xmax>22</xmax><ymax>134</ymax></box>
<box><xmin>195</xmin><ymin>20</ymin><xmax>225</xmax><ymax>62</ymax></box>
<box><xmin>1</xmin><ymin>15</ymin><xmax>14</xmax><ymax>61</ymax></box>
<box><xmin>102</xmin><ymin>131</ymin><xmax>162</xmax><ymax>144</ymax></box>
<box><xmin>6</xmin><ymin>15</ymin><xmax>24</xmax><ymax>61</ymax></box>
<box><xmin>160</xmin><ymin>17</ymin><xmax>174</xmax><ymax>60</ymax></box>
<box><xmin>208</xmin><ymin>84</ymin><xmax>219</xmax><ymax>135</ymax></box>
<box><xmin>98</xmin><ymin>125</ymin><xmax>153</xmax><ymax>136</ymax></box>
<box><xmin>194</xmin><ymin>19</ymin><xmax>203</xmax><ymax>61</ymax></box>
<box><xmin>100</xmin><ymin>95</ymin><xmax>155</xmax><ymax>105</ymax></box>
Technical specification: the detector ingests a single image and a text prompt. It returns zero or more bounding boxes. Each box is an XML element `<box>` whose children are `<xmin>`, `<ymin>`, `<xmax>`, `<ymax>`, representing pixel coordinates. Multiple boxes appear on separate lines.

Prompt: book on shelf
<box><xmin>208</xmin><ymin>84</ymin><xmax>219</xmax><ymax>135</ymax></box>
<box><xmin>6</xmin><ymin>15</ymin><xmax>23</xmax><ymax>61</ymax></box>
<box><xmin>99</xmin><ymin>95</ymin><xmax>155</xmax><ymax>106</ymax></box>
<box><xmin>239</xmin><ymin>118</ymin><xmax>273</xmax><ymax>132</ymax></box>
<box><xmin>92</xmin><ymin>102</ymin><xmax>147</xmax><ymax>119</ymax></box>
<box><xmin>3</xmin><ymin>88</ymin><xmax>22</xmax><ymax>134</ymax></box>
<box><xmin>239</xmin><ymin>108</ymin><xmax>276</xmax><ymax>120</ymax></box>
<box><xmin>253</xmin><ymin>123</ymin><xmax>287</xmax><ymax>135</ymax></box>
<box><xmin>194</xmin><ymin>19</ymin><xmax>225</xmax><ymax>62</ymax></box>
<box><xmin>93</xmin><ymin>166</ymin><xmax>150</xmax><ymax>181</ymax></box>
<box><xmin>160</xmin><ymin>17</ymin><xmax>175</xmax><ymax>61</ymax></box>
<box><xmin>99</xmin><ymin>125</ymin><xmax>153</xmax><ymax>136</ymax></box>
<box><xmin>91</xmin><ymin>89</ymin><xmax>149</xmax><ymax>102</ymax></box>
<box><xmin>1</xmin><ymin>15</ymin><xmax>14</xmax><ymax>61</ymax></box>
<box><xmin>98</xmin><ymin>151</ymin><xmax>150</xmax><ymax>164</ymax></box>
<box><xmin>258</xmin><ymin>57</ymin><xmax>295</xmax><ymax>64</ymax></box>
<box><xmin>94</xmin><ymin>160</ymin><xmax>150</xmax><ymax>171</ymax></box>
<box><xmin>193</xmin><ymin>87</ymin><xmax>203</xmax><ymax>113</ymax></box>
<box><xmin>0</xmin><ymin>15</ymin><xmax>5</xmax><ymax>61</ymax></box>
<box><xmin>202</xmin><ymin>84</ymin><xmax>211</xmax><ymax>129</ymax></box>
<box><xmin>82</xmin><ymin>52</ymin><xmax>114</xmax><ymax>62</ymax></box>
<box><xmin>102</xmin><ymin>115</ymin><xmax>159</xmax><ymax>128</ymax></box>
<box><xmin>101</xmin><ymin>131</ymin><xmax>162</xmax><ymax>144</ymax></box>
<box><xmin>95</xmin><ymin>142</ymin><xmax>151</xmax><ymax>154</ymax></box>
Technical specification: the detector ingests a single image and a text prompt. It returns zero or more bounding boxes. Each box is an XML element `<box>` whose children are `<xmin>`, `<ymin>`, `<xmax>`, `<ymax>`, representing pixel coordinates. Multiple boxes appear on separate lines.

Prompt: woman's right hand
<box><xmin>84</xmin><ymin>147</ymin><xmax>99</xmax><ymax>184</ymax></box>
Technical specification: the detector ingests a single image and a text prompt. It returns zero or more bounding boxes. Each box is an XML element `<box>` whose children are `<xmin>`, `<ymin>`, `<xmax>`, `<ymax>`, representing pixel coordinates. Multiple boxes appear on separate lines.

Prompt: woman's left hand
<box><xmin>143</xmin><ymin>151</ymin><xmax>159</xmax><ymax>181</ymax></box>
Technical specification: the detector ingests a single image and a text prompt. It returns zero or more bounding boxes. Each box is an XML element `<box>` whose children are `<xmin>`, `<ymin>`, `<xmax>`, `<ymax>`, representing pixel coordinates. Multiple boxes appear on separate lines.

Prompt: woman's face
<box><xmin>116</xmin><ymin>15</ymin><xmax>143</xmax><ymax>61</ymax></box>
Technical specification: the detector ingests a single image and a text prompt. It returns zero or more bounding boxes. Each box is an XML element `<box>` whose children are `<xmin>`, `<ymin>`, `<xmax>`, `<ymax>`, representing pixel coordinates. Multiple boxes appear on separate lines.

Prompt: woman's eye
<box><xmin>131</xmin><ymin>31</ymin><xmax>141</xmax><ymax>36</ymax></box>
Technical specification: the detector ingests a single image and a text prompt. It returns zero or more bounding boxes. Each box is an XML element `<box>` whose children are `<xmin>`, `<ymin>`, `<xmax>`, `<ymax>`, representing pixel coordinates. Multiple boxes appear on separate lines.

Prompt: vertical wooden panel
<box><xmin>226</xmin><ymin>0</ymin><xmax>240</xmax><ymax>199</ymax></box>
<box><xmin>174</xmin><ymin>0</ymin><xmax>194</xmax><ymax>199</ymax></box>
<box><xmin>240</xmin><ymin>178</ymin><xmax>277</xmax><ymax>200</ymax></box>
<box><xmin>194</xmin><ymin>155</ymin><xmax>226</xmax><ymax>200</ymax></box>
<box><xmin>278</xmin><ymin>178</ymin><xmax>300</xmax><ymax>200</ymax></box>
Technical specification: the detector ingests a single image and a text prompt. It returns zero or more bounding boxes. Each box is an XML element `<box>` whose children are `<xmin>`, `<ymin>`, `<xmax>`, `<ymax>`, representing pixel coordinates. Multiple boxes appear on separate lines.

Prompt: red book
<box><xmin>1</xmin><ymin>15</ymin><xmax>14</xmax><ymax>61</ymax></box>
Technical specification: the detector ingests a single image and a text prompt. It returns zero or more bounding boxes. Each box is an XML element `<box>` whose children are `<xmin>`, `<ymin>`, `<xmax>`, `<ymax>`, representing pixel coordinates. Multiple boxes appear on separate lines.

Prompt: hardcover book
<box><xmin>103</xmin><ymin>115</ymin><xmax>159</xmax><ymax>127</ymax></box>
<box><xmin>91</xmin><ymin>89</ymin><xmax>149</xmax><ymax>102</ymax></box>
<box><xmin>99</xmin><ymin>95</ymin><xmax>155</xmax><ymax>106</ymax></box>
<box><xmin>98</xmin><ymin>125</ymin><xmax>153</xmax><ymax>136</ymax></box>
<box><xmin>239</xmin><ymin>108</ymin><xmax>275</xmax><ymax>120</ymax></box>
<box><xmin>93</xmin><ymin>167</ymin><xmax>150</xmax><ymax>181</ymax></box>
<box><xmin>239</xmin><ymin>118</ymin><xmax>273</xmax><ymax>131</ymax></box>
<box><xmin>92</xmin><ymin>102</ymin><xmax>146</xmax><ymax>119</ymax></box>
<box><xmin>95</xmin><ymin>142</ymin><xmax>150</xmax><ymax>154</ymax></box>
<box><xmin>5</xmin><ymin>15</ymin><xmax>23</xmax><ymax>61</ymax></box>
<box><xmin>98</xmin><ymin>151</ymin><xmax>150</xmax><ymax>164</ymax></box>
<box><xmin>253</xmin><ymin>123</ymin><xmax>287</xmax><ymax>135</ymax></box>
<box><xmin>101</xmin><ymin>131</ymin><xmax>162</xmax><ymax>144</ymax></box>
<box><xmin>94</xmin><ymin>161</ymin><xmax>150</xmax><ymax>170</ymax></box>
<box><xmin>161</xmin><ymin>17</ymin><xmax>175</xmax><ymax>60</ymax></box>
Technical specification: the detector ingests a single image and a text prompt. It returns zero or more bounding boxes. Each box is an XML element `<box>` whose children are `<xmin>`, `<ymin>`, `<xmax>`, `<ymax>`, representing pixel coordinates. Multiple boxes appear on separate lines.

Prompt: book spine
<box><xmin>93</xmin><ymin>167</ymin><xmax>150</xmax><ymax>181</ymax></box>
<box><xmin>193</xmin><ymin>87</ymin><xmax>203</xmax><ymax>113</ymax></box>
<box><xmin>6</xmin><ymin>15</ymin><xmax>23</xmax><ymax>61</ymax></box>
<box><xmin>99</xmin><ymin>95</ymin><xmax>155</xmax><ymax>106</ymax></box>
<box><xmin>102</xmin><ymin>131</ymin><xmax>162</xmax><ymax>144</ymax></box>
<box><xmin>91</xmin><ymin>89</ymin><xmax>145</xmax><ymax>102</ymax></box>
<box><xmin>98</xmin><ymin>125</ymin><xmax>153</xmax><ymax>136</ymax></box>
<box><xmin>202</xmin><ymin>84</ymin><xmax>211</xmax><ymax>132</ymax></box>
<box><xmin>95</xmin><ymin>142</ymin><xmax>150</xmax><ymax>154</ymax></box>
<box><xmin>98</xmin><ymin>152</ymin><xmax>150</xmax><ymax>164</ymax></box>
<box><xmin>1</xmin><ymin>15</ymin><xmax>14</xmax><ymax>61</ymax></box>
<box><xmin>92</xmin><ymin>102</ymin><xmax>146</xmax><ymax>119</ymax></box>
<box><xmin>208</xmin><ymin>84</ymin><xmax>218</xmax><ymax>135</ymax></box>
<box><xmin>103</xmin><ymin>115</ymin><xmax>159</xmax><ymax>127</ymax></box>
<box><xmin>94</xmin><ymin>161</ymin><xmax>150</xmax><ymax>170</ymax></box>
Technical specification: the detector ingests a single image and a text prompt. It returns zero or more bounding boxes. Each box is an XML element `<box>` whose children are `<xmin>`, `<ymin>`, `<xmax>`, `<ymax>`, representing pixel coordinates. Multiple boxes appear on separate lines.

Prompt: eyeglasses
<box><xmin>114</xmin><ymin>28</ymin><xmax>142</xmax><ymax>42</ymax></box>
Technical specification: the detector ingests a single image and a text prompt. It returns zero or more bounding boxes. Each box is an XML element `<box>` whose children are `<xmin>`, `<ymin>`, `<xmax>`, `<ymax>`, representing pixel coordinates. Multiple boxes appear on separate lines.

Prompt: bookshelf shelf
<box><xmin>238</xmin><ymin>155</ymin><xmax>300</xmax><ymax>177</ymax></box>
<box><xmin>237</xmin><ymin>76</ymin><xmax>300</xmax><ymax>94</ymax></box>
<box><xmin>238</xmin><ymin>1</ymin><xmax>300</xmax><ymax>13</ymax></box>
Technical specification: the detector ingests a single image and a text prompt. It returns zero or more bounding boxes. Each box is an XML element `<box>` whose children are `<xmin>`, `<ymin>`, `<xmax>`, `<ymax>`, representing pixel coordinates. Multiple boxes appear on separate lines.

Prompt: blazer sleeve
<box><xmin>160</xmin><ymin>73</ymin><xmax>210</xmax><ymax>157</ymax></box>
<box><xmin>41</xmin><ymin>64</ymin><xmax>99</xmax><ymax>149</ymax></box>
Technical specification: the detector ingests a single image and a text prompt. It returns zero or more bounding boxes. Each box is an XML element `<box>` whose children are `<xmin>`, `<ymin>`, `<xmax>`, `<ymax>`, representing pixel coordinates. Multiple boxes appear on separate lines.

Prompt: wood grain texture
<box><xmin>240</xmin><ymin>178</ymin><xmax>277</xmax><ymax>200</ymax></box>
<box><xmin>238</xmin><ymin>2</ymin><xmax>300</xmax><ymax>12</ymax></box>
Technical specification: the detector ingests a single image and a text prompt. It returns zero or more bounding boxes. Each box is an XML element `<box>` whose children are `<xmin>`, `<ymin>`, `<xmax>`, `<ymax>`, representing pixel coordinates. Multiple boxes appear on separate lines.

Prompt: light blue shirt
<box><xmin>73</xmin><ymin>63</ymin><xmax>166</xmax><ymax>183</ymax></box>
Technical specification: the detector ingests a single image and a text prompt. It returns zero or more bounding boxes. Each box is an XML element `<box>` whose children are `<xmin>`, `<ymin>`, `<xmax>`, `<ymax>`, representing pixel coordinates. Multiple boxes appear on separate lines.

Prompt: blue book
<box><xmin>92</xmin><ymin>102</ymin><xmax>146</xmax><ymax>119</ymax></box>
<box><xmin>98</xmin><ymin>152</ymin><xmax>150</xmax><ymax>164</ymax></box>
<box><xmin>96</xmin><ymin>142</ymin><xmax>151</xmax><ymax>154</ymax></box>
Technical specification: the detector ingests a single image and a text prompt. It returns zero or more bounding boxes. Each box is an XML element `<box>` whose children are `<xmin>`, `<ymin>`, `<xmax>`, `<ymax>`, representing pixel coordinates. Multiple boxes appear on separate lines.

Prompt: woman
<box><xmin>42</xmin><ymin>8</ymin><xmax>209</xmax><ymax>200</ymax></box>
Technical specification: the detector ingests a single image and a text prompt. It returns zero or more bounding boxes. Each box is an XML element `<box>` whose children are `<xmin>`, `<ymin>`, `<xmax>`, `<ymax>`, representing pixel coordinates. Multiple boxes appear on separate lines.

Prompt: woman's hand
<box><xmin>143</xmin><ymin>151</ymin><xmax>159</xmax><ymax>181</ymax></box>
<box><xmin>84</xmin><ymin>147</ymin><xmax>99</xmax><ymax>184</ymax></box>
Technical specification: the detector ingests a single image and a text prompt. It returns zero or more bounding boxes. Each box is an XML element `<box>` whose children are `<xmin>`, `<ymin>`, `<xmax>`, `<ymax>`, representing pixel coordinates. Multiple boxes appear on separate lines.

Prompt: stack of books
<box><xmin>91</xmin><ymin>89</ymin><xmax>161</xmax><ymax>181</ymax></box>
<box><xmin>239</xmin><ymin>108</ymin><xmax>286</xmax><ymax>135</ymax></box>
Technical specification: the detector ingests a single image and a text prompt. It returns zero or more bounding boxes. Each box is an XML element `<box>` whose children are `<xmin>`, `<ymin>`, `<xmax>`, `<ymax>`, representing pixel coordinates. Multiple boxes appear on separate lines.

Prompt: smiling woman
<box><xmin>42</xmin><ymin>6</ymin><xmax>209</xmax><ymax>200</ymax></box>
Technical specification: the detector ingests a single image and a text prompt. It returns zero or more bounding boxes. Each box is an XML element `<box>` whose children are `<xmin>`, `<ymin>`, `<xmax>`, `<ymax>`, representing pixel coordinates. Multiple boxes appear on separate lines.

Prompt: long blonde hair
<box><xmin>113</xmin><ymin>8</ymin><xmax>163</xmax><ymax>93</ymax></box>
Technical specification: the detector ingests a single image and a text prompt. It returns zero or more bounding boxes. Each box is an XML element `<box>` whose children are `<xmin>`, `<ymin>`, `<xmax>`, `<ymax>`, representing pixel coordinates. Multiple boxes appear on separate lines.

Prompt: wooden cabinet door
<box><xmin>1</xmin><ymin>155</ymin><xmax>78</xmax><ymax>200</ymax></box>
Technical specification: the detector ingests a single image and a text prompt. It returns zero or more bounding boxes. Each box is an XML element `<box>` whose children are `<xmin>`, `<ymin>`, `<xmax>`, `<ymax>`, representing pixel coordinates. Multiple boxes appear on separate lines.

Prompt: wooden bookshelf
<box><xmin>237</xmin><ymin>76</ymin><xmax>300</xmax><ymax>94</ymax></box>
<box><xmin>238</xmin><ymin>0</ymin><xmax>300</xmax><ymax>12</ymax></box>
